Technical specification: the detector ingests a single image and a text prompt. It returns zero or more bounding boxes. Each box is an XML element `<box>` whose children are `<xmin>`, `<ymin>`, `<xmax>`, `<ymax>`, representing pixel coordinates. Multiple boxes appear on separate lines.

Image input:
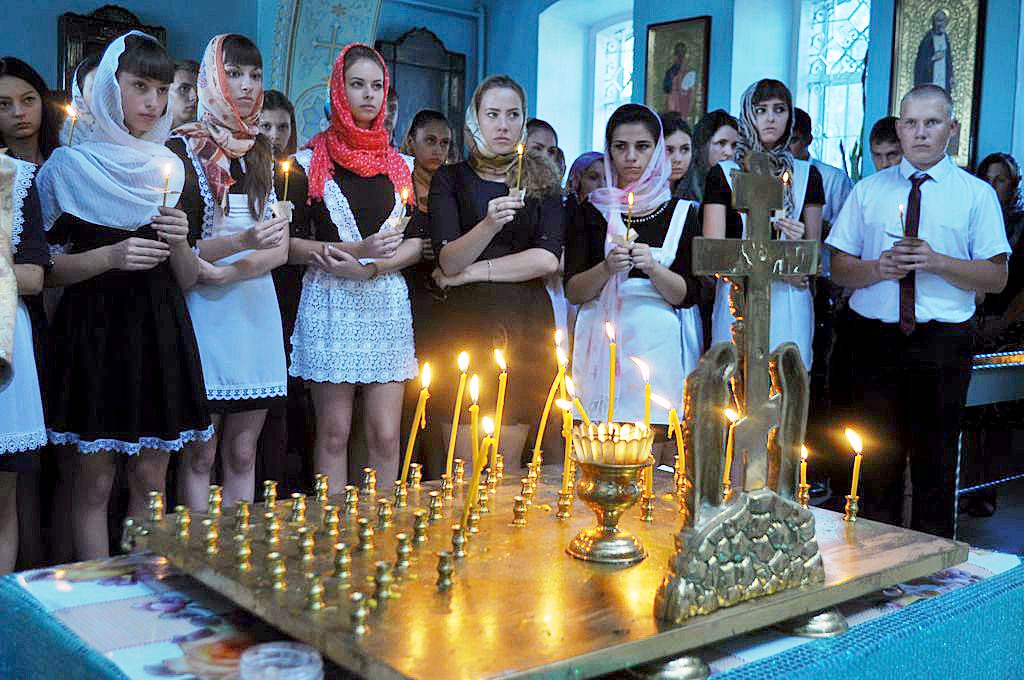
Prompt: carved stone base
<box><xmin>654</xmin><ymin>488</ymin><xmax>824</xmax><ymax>623</ymax></box>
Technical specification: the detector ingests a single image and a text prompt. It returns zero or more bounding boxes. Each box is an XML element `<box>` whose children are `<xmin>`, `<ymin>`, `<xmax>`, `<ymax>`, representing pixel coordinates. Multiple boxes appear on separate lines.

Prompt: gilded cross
<box><xmin>691</xmin><ymin>152</ymin><xmax>818</xmax><ymax>492</ymax></box>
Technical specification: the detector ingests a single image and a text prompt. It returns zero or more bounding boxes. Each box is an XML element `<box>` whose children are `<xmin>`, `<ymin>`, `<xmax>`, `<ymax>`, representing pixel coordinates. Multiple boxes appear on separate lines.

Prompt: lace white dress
<box><xmin>289</xmin><ymin>149</ymin><xmax>418</xmax><ymax>384</ymax></box>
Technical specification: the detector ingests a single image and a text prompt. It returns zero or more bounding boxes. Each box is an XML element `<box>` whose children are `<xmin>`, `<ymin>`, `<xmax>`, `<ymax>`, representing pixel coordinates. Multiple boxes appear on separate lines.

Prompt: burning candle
<box><xmin>630</xmin><ymin>357</ymin><xmax>651</xmax><ymax>428</ymax></box>
<box><xmin>723</xmin><ymin>408</ymin><xmax>740</xmax><ymax>489</ymax></box>
<box><xmin>445</xmin><ymin>351</ymin><xmax>470</xmax><ymax>479</ymax></box>
<box><xmin>800</xmin><ymin>444</ymin><xmax>809</xmax><ymax>488</ymax></box>
<box><xmin>400</xmin><ymin>363</ymin><xmax>431</xmax><ymax>485</ymax></box>
<box><xmin>845</xmin><ymin>428</ymin><xmax>864</xmax><ymax>497</ymax></box>
<box><xmin>563</xmin><ymin>376</ymin><xmax>592</xmax><ymax>427</ymax></box>
<box><xmin>492</xmin><ymin>349</ymin><xmax>508</xmax><ymax>471</ymax></box>
<box><xmin>652</xmin><ymin>394</ymin><xmax>683</xmax><ymax>474</ymax></box>
<box><xmin>627</xmin><ymin>191</ymin><xmax>635</xmax><ymax>232</ymax></box>
<box><xmin>161</xmin><ymin>163</ymin><xmax>172</xmax><ymax>208</ymax></box>
<box><xmin>606</xmin><ymin>322</ymin><xmax>617</xmax><ymax>423</ymax></box>
<box><xmin>401</xmin><ymin>186</ymin><xmax>410</xmax><ymax>206</ymax></box>
<box><xmin>469</xmin><ymin>375</ymin><xmax>480</xmax><ymax>469</ymax></box>
<box><xmin>463</xmin><ymin>417</ymin><xmax>494</xmax><ymax>526</ymax></box>
<box><xmin>560</xmin><ymin>406</ymin><xmax>573</xmax><ymax>494</ymax></box>
<box><xmin>280</xmin><ymin>160</ymin><xmax>291</xmax><ymax>203</ymax></box>
<box><xmin>65</xmin><ymin>104</ymin><xmax>78</xmax><ymax>145</ymax></box>
<box><xmin>515</xmin><ymin>143</ymin><xmax>525</xmax><ymax>190</ymax></box>
<box><xmin>532</xmin><ymin>345</ymin><xmax>568</xmax><ymax>466</ymax></box>
<box><xmin>898</xmin><ymin>203</ymin><xmax>906</xmax><ymax>233</ymax></box>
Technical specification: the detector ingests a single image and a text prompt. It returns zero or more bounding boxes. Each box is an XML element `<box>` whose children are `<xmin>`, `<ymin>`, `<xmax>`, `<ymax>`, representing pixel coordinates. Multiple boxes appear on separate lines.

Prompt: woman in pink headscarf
<box><xmin>169</xmin><ymin>34</ymin><xmax>289</xmax><ymax>508</ymax></box>
<box><xmin>565</xmin><ymin>104</ymin><xmax>703</xmax><ymax>425</ymax></box>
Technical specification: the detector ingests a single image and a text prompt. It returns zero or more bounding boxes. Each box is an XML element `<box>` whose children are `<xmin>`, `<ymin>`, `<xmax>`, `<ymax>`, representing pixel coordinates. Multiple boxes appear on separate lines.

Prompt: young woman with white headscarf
<box><xmin>566</xmin><ymin>103</ymin><xmax>703</xmax><ymax>425</ymax></box>
<box><xmin>702</xmin><ymin>78</ymin><xmax>824</xmax><ymax>369</ymax></box>
<box><xmin>36</xmin><ymin>32</ymin><xmax>212</xmax><ymax>559</ymax></box>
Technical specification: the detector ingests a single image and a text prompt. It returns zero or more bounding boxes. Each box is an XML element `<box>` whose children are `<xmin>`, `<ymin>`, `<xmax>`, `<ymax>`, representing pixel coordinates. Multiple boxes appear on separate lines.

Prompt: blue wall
<box><xmin>7</xmin><ymin>0</ymin><xmax>255</xmax><ymax>87</ymax></box>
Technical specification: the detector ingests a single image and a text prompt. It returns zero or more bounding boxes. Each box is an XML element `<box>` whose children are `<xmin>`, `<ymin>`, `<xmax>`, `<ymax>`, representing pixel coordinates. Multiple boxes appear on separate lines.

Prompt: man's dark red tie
<box><xmin>898</xmin><ymin>173</ymin><xmax>932</xmax><ymax>335</ymax></box>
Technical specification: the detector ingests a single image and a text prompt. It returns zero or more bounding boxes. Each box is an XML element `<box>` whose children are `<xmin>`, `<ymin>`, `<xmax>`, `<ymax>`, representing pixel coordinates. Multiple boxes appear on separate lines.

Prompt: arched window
<box><xmin>796</xmin><ymin>0</ymin><xmax>871</xmax><ymax>171</ymax></box>
<box><xmin>591</xmin><ymin>18</ymin><xmax>634</xmax><ymax>152</ymax></box>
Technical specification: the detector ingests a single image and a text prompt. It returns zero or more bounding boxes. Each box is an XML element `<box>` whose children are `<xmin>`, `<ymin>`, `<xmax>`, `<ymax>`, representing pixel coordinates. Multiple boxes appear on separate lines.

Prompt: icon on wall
<box><xmin>644</xmin><ymin>16</ymin><xmax>711</xmax><ymax>126</ymax></box>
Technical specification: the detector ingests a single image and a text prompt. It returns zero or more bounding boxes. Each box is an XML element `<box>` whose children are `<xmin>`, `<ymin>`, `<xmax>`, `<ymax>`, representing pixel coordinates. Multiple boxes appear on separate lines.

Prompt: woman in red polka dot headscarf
<box><xmin>286</xmin><ymin>43</ymin><xmax>423</xmax><ymax>490</ymax></box>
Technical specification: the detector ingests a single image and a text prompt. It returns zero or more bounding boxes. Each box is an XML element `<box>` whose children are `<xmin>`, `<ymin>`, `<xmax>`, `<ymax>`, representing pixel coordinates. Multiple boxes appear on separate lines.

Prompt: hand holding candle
<box><xmin>898</xmin><ymin>204</ymin><xmax>906</xmax><ymax>233</ymax></box>
<box><xmin>445</xmin><ymin>352</ymin><xmax>470</xmax><ymax>479</ymax></box>
<box><xmin>65</xmin><ymin>104</ymin><xmax>79</xmax><ymax>145</ymax></box>
<box><xmin>400</xmin><ymin>363</ymin><xmax>431</xmax><ymax>485</ymax></box>
<box><xmin>627</xmin><ymin>191</ymin><xmax>635</xmax><ymax>232</ymax></box>
<box><xmin>845</xmin><ymin>428</ymin><xmax>864</xmax><ymax>497</ymax></box>
<box><xmin>161</xmin><ymin>163</ymin><xmax>172</xmax><ymax>208</ymax></box>
<box><xmin>280</xmin><ymin>160</ymin><xmax>291</xmax><ymax>203</ymax></box>
<box><xmin>605</xmin><ymin>323</ymin><xmax>617</xmax><ymax>423</ymax></box>
<box><xmin>515</xmin><ymin>143</ymin><xmax>525</xmax><ymax>191</ymax></box>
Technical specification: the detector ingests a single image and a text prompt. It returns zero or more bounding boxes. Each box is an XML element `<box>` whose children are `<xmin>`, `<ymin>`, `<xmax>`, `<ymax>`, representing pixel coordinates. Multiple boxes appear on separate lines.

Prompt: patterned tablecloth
<box><xmin>0</xmin><ymin>549</ymin><xmax>1020</xmax><ymax>679</ymax></box>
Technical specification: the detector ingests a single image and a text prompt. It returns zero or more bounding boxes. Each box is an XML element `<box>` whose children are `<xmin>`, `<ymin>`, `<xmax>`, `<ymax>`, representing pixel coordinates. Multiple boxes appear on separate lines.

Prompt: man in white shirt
<box><xmin>790</xmin><ymin>109</ymin><xmax>853</xmax><ymax>225</ymax></box>
<box><xmin>826</xmin><ymin>84</ymin><xmax>1009</xmax><ymax>538</ymax></box>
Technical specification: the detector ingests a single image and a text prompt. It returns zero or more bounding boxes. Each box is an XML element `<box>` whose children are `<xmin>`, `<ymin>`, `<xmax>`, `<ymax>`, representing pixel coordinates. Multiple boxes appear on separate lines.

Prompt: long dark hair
<box><xmin>402</xmin><ymin>109</ymin><xmax>451</xmax><ymax>150</ymax></box>
<box><xmin>684</xmin><ymin>109</ymin><xmax>738</xmax><ymax>201</ymax></box>
<box><xmin>0</xmin><ymin>57</ymin><xmax>61</xmax><ymax>160</ymax></box>
<box><xmin>660</xmin><ymin>111</ymin><xmax>693</xmax><ymax>197</ymax></box>
<box><xmin>978</xmin><ymin>152</ymin><xmax>1022</xmax><ymax>213</ymax></box>
<box><xmin>220</xmin><ymin>34</ymin><xmax>273</xmax><ymax>220</ymax></box>
<box><xmin>263</xmin><ymin>89</ymin><xmax>297</xmax><ymax>157</ymax></box>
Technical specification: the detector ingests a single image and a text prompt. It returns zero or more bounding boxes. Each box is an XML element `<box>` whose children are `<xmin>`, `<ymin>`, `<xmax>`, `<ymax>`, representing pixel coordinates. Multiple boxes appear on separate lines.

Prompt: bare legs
<box><xmin>311</xmin><ymin>381</ymin><xmax>405</xmax><ymax>492</ymax></box>
<box><xmin>179</xmin><ymin>411</ymin><xmax>268</xmax><ymax>509</ymax></box>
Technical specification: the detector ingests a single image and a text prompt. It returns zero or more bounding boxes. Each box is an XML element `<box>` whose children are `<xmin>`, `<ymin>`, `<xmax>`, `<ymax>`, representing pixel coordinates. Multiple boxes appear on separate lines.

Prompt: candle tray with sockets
<box><xmin>129</xmin><ymin>468</ymin><xmax>966</xmax><ymax>680</ymax></box>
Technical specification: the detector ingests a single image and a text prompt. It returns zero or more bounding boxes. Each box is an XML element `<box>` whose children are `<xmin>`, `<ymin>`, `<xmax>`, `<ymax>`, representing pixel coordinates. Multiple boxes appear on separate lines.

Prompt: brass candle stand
<box><xmin>843</xmin><ymin>494</ymin><xmax>860</xmax><ymax>522</ymax></box>
<box><xmin>566</xmin><ymin>457</ymin><xmax>652</xmax><ymax>566</ymax></box>
<box><xmin>797</xmin><ymin>482</ymin><xmax>811</xmax><ymax>509</ymax></box>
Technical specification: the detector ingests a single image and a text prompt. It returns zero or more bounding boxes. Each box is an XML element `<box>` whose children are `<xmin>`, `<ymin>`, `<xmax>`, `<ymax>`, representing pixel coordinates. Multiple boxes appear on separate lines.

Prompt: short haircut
<box><xmin>526</xmin><ymin>118</ymin><xmax>558</xmax><ymax>146</ymax></box>
<box><xmin>900</xmin><ymin>84</ymin><xmax>954</xmax><ymax>119</ymax></box>
<box><xmin>173</xmin><ymin>59</ymin><xmax>199</xmax><ymax>77</ymax></box>
<box><xmin>869</xmin><ymin>116</ymin><xmax>899</xmax><ymax>146</ymax></box>
<box><xmin>793</xmin><ymin>108</ymin><xmax>812</xmax><ymax>139</ymax></box>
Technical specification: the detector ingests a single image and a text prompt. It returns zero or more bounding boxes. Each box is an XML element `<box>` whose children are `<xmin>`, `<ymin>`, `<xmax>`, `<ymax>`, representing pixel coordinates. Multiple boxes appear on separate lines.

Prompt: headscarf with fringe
<box><xmin>733</xmin><ymin>79</ymin><xmax>796</xmax><ymax>217</ymax></box>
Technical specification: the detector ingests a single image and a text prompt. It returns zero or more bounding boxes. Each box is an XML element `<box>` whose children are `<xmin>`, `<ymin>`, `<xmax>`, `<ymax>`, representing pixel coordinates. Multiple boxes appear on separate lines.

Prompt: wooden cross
<box><xmin>691</xmin><ymin>152</ymin><xmax>818</xmax><ymax>490</ymax></box>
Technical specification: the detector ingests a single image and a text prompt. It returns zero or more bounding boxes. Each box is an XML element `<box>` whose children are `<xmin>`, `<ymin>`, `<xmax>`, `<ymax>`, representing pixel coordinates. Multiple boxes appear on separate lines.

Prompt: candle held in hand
<box><xmin>515</xmin><ymin>143</ymin><xmax>525</xmax><ymax>190</ymax></box>
<box><xmin>845</xmin><ymin>428</ymin><xmax>864</xmax><ymax>497</ymax></box>
<box><xmin>898</xmin><ymin>203</ymin><xmax>906</xmax><ymax>233</ymax></box>
<box><xmin>280</xmin><ymin>160</ymin><xmax>291</xmax><ymax>203</ymax></box>
<box><xmin>627</xmin><ymin>191</ymin><xmax>635</xmax><ymax>232</ymax></box>
<box><xmin>400</xmin><ymin>363</ymin><xmax>431</xmax><ymax>485</ymax></box>
<box><xmin>161</xmin><ymin>163</ymin><xmax>172</xmax><ymax>207</ymax></box>
<box><xmin>606</xmin><ymin>323</ymin><xmax>617</xmax><ymax>423</ymax></box>
<box><xmin>445</xmin><ymin>352</ymin><xmax>471</xmax><ymax>479</ymax></box>
<box><xmin>65</xmin><ymin>104</ymin><xmax>79</xmax><ymax>145</ymax></box>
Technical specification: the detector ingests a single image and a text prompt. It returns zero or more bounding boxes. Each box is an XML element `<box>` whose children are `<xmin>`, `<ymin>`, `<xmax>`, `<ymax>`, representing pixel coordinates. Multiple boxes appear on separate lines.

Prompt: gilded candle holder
<box><xmin>843</xmin><ymin>494</ymin><xmax>860</xmax><ymax>522</ymax></box>
<box><xmin>796</xmin><ymin>482</ymin><xmax>811</xmax><ymax>509</ymax></box>
<box><xmin>567</xmin><ymin>458</ymin><xmax>651</xmax><ymax>566</ymax></box>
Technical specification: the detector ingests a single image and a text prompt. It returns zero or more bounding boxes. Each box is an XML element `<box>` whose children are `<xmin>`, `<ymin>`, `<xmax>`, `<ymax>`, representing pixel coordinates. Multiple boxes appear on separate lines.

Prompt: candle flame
<box><xmin>724</xmin><ymin>408</ymin><xmax>740</xmax><ymax>424</ymax></box>
<box><xmin>469</xmin><ymin>374</ymin><xmax>480</xmax><ymax>403</ymax></box>
<box><xmin>516</xmin><ymin>143</ymin><xmax>524</xmax><ymax>157</ymax></box>
<box><xmin>605</xmin><ymin>322</ymin><xmax>615</xmax><ymax>342</ymax></box>
<box><xmin>65</xmin><ymin>103</ymin><xmax>78</xmax><ymax>119</ymax></box>
<box><xmin>845</xmin><ymin>428</ymin><xmax>863</xmax><ymax>454</ymax></box>
<box><xmin>164</xmin><ymin>163</ymin><xmax>172</xmax><ymax>177</ymax></box>
<box><xmin>627</xmin><ymin>191</ymin><xmax>635</xmax><ymax>207</ymax></box>
<box><xmin>555</xmin><ymin>398</ymin><xmax>573</xmax><ymax>412</ymax></box>
<box><xmin>493</xmin><ymin>348</ymin><xmax>506</xmax><ymax>371</ymax></box>
<box><xmin>457</xmin><ymin>351</ymin><xmax>469</xmax><ymax>373</ymax></box>
<box><xmin>556</xmin><ymin>346</ymin><xmax>569</xmax><ymax>367</ymax></box>
<box><xmin>899</xmin><ymin>203</ymin><xmax>905</xmax><ymax>215</ymax></box>
<box><xmin>564</xmin><ymin>375</ymin><xmax>577</xmax><ymax>398</ymax></box>
<box><xmin>651</xmin><ymin>393</ymin><xmax>672</xmax><ymax>410</ymax></box>
<box><xmin>630</xmin><ymin>356</ymin><xmax>650</xmax><ymax>382</ymax></box>
<box><xmin>280</xmin><ymin>160</ymin><xmax>291</xmax><ymax>174</ymax></box>
<box><xmin>401</xmin><ymin>186</ymin><xmax>410</xmax><ymax>204</ymax></box>
<box><xmin>801</xmin><ymin>444</ymin><xmax>809</xmax><ymax>462</ymax></box>
<box><xmin>420</xmin><ymin>362</ymin><xmax>432</xmax><ymax>388</ymax></box>
<box><xmin>554</xmin><ymin>329</ymin><xmax>564</xmax><ymax>347</ymax></box>
<box><xmin>781</xmin><ymin>170</ymin><xmax>790</xmax><ymax>185</ymax></box>
<box><xmin>482</xmin><ymin>416</ymin><xmax>495</xmax><ymax>435</ymax></box>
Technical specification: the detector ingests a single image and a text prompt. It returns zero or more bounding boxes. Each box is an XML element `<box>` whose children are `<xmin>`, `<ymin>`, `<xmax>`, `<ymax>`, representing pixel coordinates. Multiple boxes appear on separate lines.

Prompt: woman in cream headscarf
<box><xmin>428</xmin><ymin>74</ymin><xmax>564</xmax><ymax>469</ymax></box>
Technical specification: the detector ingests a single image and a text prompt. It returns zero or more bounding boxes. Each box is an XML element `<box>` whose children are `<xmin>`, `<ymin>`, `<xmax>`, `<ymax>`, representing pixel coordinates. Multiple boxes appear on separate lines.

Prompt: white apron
<box><xmin>572</xmin><ymin>200</ymin><xmax>701</xmax><ymax>424</ymax></box>
<box><xmin>0</xmin><ymin>301</ymin><xmax>47</xmax><ymax>453</ymax></box>
<box><xmin>183</xmin><ymin>158</ymin><xmax>288</xmax><ymax>402</ymax></box>
<box><xmin>710</xmin><ymin>159</ymin><xmax>814</xmax><ymax>369</ymax></box>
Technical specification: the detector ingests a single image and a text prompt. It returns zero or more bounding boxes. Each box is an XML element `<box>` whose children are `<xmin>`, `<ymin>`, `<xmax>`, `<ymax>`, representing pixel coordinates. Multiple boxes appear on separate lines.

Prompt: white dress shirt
<box><xmin>826</xmin><ymin>155</ymin><xmax>1009</xmax><ymax>324</ymax></box>
<box><xmin>811</xmin><ymin>158</ymin><xmax>853</xmax><ymax>224</ymax></box>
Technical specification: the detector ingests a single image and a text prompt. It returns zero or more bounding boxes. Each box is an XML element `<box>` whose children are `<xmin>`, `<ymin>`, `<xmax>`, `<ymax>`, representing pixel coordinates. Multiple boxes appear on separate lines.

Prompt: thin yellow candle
<box><xmin>898</xmin><ymin>203</ymin><xmax>906</xmax><ymax>233</ymax></box>
<box><xmin>652</xmin><ymin>394</ymin><xmax>683</xmax><ymax>474</ymax></box>
<box><xmin>532</xmin><ymin>346</ymin><xmax>568</xmax><ymax>465</ymax></box>
<box><xmin>606</xmin><ymin>322</ymin><xmax>616</xmax><ymax>423</ymax></box>
<box><xmin>161</xmin><ymin>163</ymin><xmax>172</xmax><ymax>208</ymax></box>
<box><xmin>515</xmin><ymin>143</ymin><xmax>525</xmax><ymax>190</ymax></box>
<box><xmin>800</xmin><ymin>444</ymin><xmax>809</xmax><ymax>488</ymax></box>
<box><xmin>463</xmin><ymin>417</ymin><xmax>494</xmax><ymax>526</ymax></box>
<box><xmin>627</xmin><ymin>191</ymin><xmax>635</xmax><ymax>232</ymax></box>
<box><xmin>559</xmin><ymin>405</ymin><xmax>573</xmax><ymax>494</ymax></box>
<box><xmin>845</xmin><ymin>428</ymin><xmax>864</xmax><ymax>497</ymax></box>
<box><xmin>563</xmin><ymin>376</ymin><xmax>592</xmax><ymax>427</ymax></box>
<box><xmin>279</xmin><ymin>160</ymin><xmax>291</xmax><ymax>203</ymax></box>
<box><xmin>492</xmin><ymin>349</ymin><xmax>508</xmax><ymax>471</ymax></box>
<box><xmin>630</xmin><ymin>357</ymin><xmax>651</xmax><ymax>428</ymax></box>
<box><xmin>469</xmin><ymin>374</ymin><xmax>480</xmax><ymax>469</ymax></box>
<box><xmin>445</xmin><ymin>351</ymin><xmax>470</xmax><ymax>479</ymax></box>
<box><xmin>400</xmin><ymin>186</ymin><xmax>410</xmax><ymax>206</ymax></box>
<box><xmin>65</xmin><ymin>104</ymin><xmax>78</xmax><ymax>145</ymax></box>
<box><xmin>723</xmin><ymin>408</ymin><xmax>740</xmax><ymax>487</ymax></box>
<box><xmin>400</xmin><ymin>363</ymin><xmax>431</xmax><ymax>485</ymax></box>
